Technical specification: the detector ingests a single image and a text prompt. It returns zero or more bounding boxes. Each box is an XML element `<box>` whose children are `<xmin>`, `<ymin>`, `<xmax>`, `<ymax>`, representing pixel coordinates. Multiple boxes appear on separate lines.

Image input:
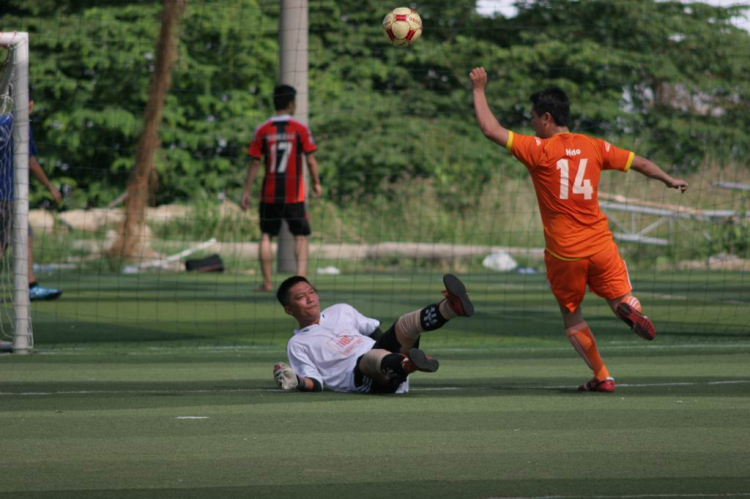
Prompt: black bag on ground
<box><xmin>185</xmin><ymin>254</ymin><xmax>224</xmax><ymax>273</ymax></box>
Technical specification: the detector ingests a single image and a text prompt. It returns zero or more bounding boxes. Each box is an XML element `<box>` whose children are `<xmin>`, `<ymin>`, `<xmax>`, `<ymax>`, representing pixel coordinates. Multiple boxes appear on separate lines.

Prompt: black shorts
<box><xmin>354</xmin><ymin>324</ymin><xmax>420</xmax><ymax>394</ymax></box>
<box><xmin>259</xmin><ymin>202</ymin><xmax>311</xmax><ymax>237</ymax></box>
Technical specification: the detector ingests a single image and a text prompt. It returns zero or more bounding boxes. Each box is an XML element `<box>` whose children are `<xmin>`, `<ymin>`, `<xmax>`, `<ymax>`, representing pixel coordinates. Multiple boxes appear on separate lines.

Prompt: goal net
<box><xmin>0</xmin><ymin>32</ymin><xmax>32</xmax><ymax>354</ymax></box>
<box><xmin>1</xmin><ymin>2</ymin><xmax>748</xmax><ymax>352</ymax></box>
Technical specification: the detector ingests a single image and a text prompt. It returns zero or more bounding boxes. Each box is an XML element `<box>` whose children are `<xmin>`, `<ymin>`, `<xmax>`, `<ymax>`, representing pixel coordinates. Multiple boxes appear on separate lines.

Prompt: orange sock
<box><xmin>566</xmin><ymin>323</ymin><xmax>610</xmax><ymax>381</ymax></box>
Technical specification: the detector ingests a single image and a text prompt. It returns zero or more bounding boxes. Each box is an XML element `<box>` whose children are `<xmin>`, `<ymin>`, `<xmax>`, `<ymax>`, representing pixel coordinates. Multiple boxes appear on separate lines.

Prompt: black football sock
<box><xmin>419</xmin><ymin>303</ymin><xmax>448</xmax><ymax>331</ymax></box>
<box><xmin>380</xmin><ymin>352</ymin><xmax>408</xmax><ymax>378</ymax></box>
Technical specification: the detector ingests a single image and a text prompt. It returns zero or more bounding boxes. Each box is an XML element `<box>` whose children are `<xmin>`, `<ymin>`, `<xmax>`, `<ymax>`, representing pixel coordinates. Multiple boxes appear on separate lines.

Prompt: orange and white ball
<box><xmin>382</xmin><ymin>7</ymin><xmax>422</xmax><ymax>47</ymax></box>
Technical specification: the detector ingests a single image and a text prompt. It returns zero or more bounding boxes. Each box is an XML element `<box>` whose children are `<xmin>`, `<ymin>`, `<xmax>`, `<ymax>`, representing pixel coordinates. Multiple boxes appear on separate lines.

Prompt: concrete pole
<box><xmin>277</xmin><ymin>0</ymin><xmax>308</xmax><ymax>273</ymax></box>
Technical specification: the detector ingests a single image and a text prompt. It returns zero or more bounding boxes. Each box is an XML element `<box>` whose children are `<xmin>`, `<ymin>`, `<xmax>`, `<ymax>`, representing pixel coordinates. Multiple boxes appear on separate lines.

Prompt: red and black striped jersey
<box><xmin>248</xmin><ymin>115</ymin><xmax>317</xmax><ymax>204</ymax></box>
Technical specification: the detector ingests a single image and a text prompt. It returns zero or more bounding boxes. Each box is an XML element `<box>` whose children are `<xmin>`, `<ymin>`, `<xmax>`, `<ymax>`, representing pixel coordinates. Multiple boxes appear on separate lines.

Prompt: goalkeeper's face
<box><xmin>284</xmin><ymin>282</ymin><xmax>321</xmax><ymax>326</ymax></box>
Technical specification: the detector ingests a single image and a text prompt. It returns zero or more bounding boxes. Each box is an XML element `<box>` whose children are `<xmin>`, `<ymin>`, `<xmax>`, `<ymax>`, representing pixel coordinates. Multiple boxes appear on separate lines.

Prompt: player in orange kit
<box><xmin>470</xmin><ymin>67</ymin><xmax>688</xmax><ymax>392</ymax></box>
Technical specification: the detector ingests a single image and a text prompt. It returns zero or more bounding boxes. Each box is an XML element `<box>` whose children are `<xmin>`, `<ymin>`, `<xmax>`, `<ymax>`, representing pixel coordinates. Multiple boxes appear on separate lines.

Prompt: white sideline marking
<box><xmin>411</xmin><ymin>387</ymin><xmax>463</xmax><ymax>391</ymax></box>
<box><xmin>175</xmin><ymin>416</ymin><xmax>209</xmax><ymax>420</ymax></box>
<box><xmin>489</xmin><ymin>494</ymin><xmax>750</xmax><ymax>499</ymax></box>
<box><xmin>27</xmin><ymin>342</ymin><xmax>750</xmax><ymax>356</ymax></box>
<box><xmin>0</xmin><ymin>388</ymin><xmax>278</xmax><ymax>396</ymax></box>
<box><xmin>638</xmin><ymin>292</ymin><xmax>688</xmax><ymax>300</ymax></box>
<box><xmin>436</xmin><ymin>343</ymin><xmax>750</xmax><ymax>353</ymax></box>
<box><xmin>414</xmin><ymin>380</ymin><xmax>750</xmax><ymax>391</ymax></box>
<box><xmin>1</xmin><ymin>380</ymin><xmax>749</xmax><ymax>397</ymax></box>
<box><xmin>619</xmin><ymin>380</ymin><xmax>750</xmax><ymax>387</ymax></box>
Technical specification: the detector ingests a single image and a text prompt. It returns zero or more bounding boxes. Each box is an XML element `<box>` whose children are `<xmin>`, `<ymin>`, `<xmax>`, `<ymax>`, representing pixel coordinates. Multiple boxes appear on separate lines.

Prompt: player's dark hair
<box><xmin>273</xmin><ymin>84</ymin><xmax>297</xmax><ymax>111</ymax></box>
<box><xmin>530</xmin><ymin>87</ymin><xmax>570</xmax><ymax>127</ymax></box>
<box><xmin>277</xmin><ymin>275</ymin><xmax>314</xmax><ymax>306</ymax></box>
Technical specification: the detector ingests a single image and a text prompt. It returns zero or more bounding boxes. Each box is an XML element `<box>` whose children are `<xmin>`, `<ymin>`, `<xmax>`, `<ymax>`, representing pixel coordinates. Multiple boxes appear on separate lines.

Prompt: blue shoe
<box><xmin>29</xmin><ymin>285</ymin><xmax>62</xmax><ymax>301</ymax></box>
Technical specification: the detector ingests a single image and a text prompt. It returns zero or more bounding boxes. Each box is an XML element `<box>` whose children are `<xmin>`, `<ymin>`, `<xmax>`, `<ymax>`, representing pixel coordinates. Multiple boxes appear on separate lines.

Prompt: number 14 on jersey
<box><xmin>557</xmin><ymin>158</ymin><xmax>593</xmax><ymax>200</ymax></box>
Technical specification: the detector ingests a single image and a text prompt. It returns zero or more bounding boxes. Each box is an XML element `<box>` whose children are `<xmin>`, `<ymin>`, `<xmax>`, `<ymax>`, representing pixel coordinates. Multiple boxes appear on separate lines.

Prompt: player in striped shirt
<box><xmin>241</xmin><ymin>85</ymin><xmax>322</xmax><ymax>291</ymax></box>
<box><xmin>470</xmin><ymin>67</ymin><xmax>688</xmax><ymax>392</ymax></box>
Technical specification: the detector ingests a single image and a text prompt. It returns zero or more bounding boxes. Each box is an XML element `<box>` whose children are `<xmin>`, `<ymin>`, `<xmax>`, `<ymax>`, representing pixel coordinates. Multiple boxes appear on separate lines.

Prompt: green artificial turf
<box><xmin>1</xmin><ymin>272</ymin><xmax>749</xmax><ymax>497</ymax></box>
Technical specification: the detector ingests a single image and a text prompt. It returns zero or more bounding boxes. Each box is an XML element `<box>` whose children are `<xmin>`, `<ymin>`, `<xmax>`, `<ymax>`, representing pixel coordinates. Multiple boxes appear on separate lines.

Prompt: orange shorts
<box><xmin>544</xmin><ymin>241</ymin><xmax>632</xmax><ymax>313</ymax></box>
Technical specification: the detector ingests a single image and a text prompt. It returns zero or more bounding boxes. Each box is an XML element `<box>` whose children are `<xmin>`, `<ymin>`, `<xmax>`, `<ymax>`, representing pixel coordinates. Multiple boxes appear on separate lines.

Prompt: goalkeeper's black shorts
<box><xmin>353</xmin><ymin>324</ymin><xmax>420</xmax><ymax>394</ymax></box>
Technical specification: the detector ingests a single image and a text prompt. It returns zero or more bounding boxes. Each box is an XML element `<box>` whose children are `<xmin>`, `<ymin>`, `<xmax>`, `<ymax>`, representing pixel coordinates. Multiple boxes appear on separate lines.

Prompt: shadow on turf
<box><xmin>411</xmin><ymin>376</ymin><xmax>750</xmax><ymax>398</ymax></box>
<box><xmin>21</xmin><ymin>316</ymin><xmax>298</xmax><ymax>347</ymax></box>
<box><xmin>0</xmin><ymin>380</ymin><xmax>283</xmax><ymax>412</ymax></box>
<box><xmin>3</xmin><ymin>375</ymin><xmax>748</xmax><ymax>415</ymax></box>
<box><xmin>28</xmin><ymin>321</ymin><xmax>215</xmax><ymax>345</ymax></box>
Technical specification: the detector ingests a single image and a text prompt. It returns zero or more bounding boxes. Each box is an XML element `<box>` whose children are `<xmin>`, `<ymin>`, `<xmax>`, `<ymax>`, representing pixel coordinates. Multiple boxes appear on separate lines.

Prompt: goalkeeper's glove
<box><xmin>273</xmin><ymin>363</ymin><xmax>299</xmax><ymax>391</ymax></box>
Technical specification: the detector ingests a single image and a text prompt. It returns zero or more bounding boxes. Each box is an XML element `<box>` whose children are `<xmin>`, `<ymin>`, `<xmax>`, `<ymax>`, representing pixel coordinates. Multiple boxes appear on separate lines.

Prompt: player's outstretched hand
<box><xmin>470</xmin><ymin>67</ymin><xmax>488</xmax><ymax>90</ymax></box>
<box><xmin>49</xmin><ymin>186</ymin><xmax>63</xmax><ymax>205</ymax></box>
<box><xmin>668</xmin><ymin>178</ymin><xmax>689</xmax><ymax>193</ymax></box>
<box><xmin>240</xmin><ymin>190</ymin><xmax>251</xmax><ymax>211</ymax></box>
<box><xmin>273</xmin><ymin>363</ymin><xmax>299</xmax><ymax>391</ymax></box>
<box><xmin>312</xmin><ymin>182</ymin><xmax>322</xmax><ymax>198</ymax></box>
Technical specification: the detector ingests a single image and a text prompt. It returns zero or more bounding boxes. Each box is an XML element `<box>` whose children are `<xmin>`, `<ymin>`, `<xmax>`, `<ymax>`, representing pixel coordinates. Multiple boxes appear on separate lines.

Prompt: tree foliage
<box><xmin>1</xmin><ymin>0</ymin><xmax>748</xmax><ymax>208</ymax></box>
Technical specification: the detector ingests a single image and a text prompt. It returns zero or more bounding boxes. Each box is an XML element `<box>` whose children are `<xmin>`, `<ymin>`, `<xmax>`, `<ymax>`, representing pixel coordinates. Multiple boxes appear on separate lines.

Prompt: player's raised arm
<box><xmin>630</xmin><ymin>155</ymin><xmax>689</xmax><ymax>193</ymax></box>
<box><xmin>470</xmin><ymin>67</ymin><xmax>511</xmax><ymax>148</ymax></box>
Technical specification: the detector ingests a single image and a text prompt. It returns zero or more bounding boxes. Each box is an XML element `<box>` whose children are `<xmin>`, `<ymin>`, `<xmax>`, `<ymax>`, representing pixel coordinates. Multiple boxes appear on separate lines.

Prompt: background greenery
<box><xmin>2</xmin><ymin>0</ymin><xmax>749</xmax><ymax>207</ymax></box>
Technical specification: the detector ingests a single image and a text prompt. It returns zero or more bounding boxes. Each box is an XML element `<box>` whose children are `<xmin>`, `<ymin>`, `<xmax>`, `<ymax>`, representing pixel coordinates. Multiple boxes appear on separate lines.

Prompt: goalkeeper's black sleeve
<box><xmin>369</xmin><ymin>327</ymin><xmax>384</xmax><ymax>342</ymax></box>
<box><xmin>296</xmin><ymin>375</ymin><xmax>323</xmax><ymax>392</ymax></box>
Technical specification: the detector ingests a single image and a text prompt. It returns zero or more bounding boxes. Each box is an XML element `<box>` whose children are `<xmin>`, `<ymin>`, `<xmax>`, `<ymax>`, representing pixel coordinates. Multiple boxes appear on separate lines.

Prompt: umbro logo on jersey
<box><xmin>266</xmin><ymin>133</ymin><xmax>295</xmax><ymax>141</ymax></box>
<box><xmin>423</xmin><ymin>306</ymin><xmax>439</xmax><ymax>328</ymax></box>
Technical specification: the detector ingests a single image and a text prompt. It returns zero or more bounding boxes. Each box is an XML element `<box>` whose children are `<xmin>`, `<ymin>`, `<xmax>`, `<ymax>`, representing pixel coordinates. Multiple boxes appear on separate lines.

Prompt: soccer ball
<box><xmin>382</xmin><ymin>7</ymin><xmax>422</xmax><ymax>47</ymax></box>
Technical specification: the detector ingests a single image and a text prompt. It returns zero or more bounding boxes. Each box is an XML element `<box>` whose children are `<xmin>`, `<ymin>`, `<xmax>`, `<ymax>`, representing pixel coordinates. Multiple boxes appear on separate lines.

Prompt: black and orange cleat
<box><xmin>616</xmin><ymin>302</ymin><xmax>656</xmax><ymax>341</ymax></box>
<box><xmin>442</xmin><ymin>274</ymin><xmax>474</xmax><ymax>317</ymax></box>
<box><xmin>578</xmin><ymin>377</ymin><xmax>616</xmax><ymax>393</ymax></box>
<box><xmin>401</xmin><ymin>348</ymin><xmax>439</xmax><ymax>374</ymax></box>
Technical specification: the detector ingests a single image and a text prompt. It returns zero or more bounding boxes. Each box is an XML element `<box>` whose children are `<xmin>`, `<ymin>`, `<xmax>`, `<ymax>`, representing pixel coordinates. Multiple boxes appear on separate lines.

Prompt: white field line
<box><xmin>416</xmin><ymin>380</ymin><xmax>750</xmax><ymax>391</ymax></box>
<box><xmin>637</xmin><ymin>292</ymin><xmax>689</xmax><ymax>300</ymax></box>
<box><xmin>631</xmin><ymin>292</ymin><xmax>750</xmax><ymax>306</ymax></box>
<box><xmin>1</xmin><ymin>380</ymin><xmax>749</xmax><ymax>397</ymax></box>
<box><xmin>525</xmin><ymin>380</ymin><xmax>750</xmax><ymax>391</ymax></box>
<box><xmin>436</xmin><ymin>343</ymin><xmax>750</xmax><ymax>353</ymax></box>
<box><xmin>0</xmin><ymin>388</ymin><xmax>279</xmax><ymax>396</ymax></box>
<box><xmin>489</xmin><ymin>494</ymin><xmax>750</xmax><ymax>499</ymax></box>
<box><xmin>28</xmin><ymin>342</ymin><xmax>750</xmax><ymax>356</ymax></box>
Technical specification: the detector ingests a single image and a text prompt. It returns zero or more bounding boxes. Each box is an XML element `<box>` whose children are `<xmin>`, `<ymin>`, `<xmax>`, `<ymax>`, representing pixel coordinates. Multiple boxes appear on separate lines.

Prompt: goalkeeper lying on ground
<box><xmin>273</xmin><ymin>274</ymin><xmax>474</xmax><ymax>394</ymax></box>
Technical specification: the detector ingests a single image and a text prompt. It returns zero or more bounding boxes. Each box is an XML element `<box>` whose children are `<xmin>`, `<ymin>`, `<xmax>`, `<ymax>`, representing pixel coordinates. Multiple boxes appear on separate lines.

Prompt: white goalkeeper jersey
<box><xmin>287</xmin><ymin>304</ymin><xmax>380</xmax><ymax>393</ymax></box>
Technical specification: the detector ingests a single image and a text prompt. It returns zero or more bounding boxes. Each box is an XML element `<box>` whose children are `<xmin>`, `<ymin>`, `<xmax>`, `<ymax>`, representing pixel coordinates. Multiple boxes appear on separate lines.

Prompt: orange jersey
<box><xmin>507</xmin><ymin>132</ymin><xmax>634</xmax><ymax>259</ymax></box>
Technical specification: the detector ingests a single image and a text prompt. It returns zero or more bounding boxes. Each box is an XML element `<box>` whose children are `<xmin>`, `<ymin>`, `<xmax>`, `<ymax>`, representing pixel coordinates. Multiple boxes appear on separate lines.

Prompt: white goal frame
<box><xmin>1</xmin><ymin>32</ymin><xmax>32</xmax><ymax>354</ymax></box>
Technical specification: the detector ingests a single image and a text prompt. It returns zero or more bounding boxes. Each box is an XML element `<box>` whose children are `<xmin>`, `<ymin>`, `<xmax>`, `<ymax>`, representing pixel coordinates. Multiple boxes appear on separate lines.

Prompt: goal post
<box><xmin>277</xmin><ymin>0</ymin><xmax>309</xmax><ymax>273</ymax></box>
<box><xmin>0</xmin><ymin>32</ymin><xmax>32</xmax><ymax>354</ymax></box>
